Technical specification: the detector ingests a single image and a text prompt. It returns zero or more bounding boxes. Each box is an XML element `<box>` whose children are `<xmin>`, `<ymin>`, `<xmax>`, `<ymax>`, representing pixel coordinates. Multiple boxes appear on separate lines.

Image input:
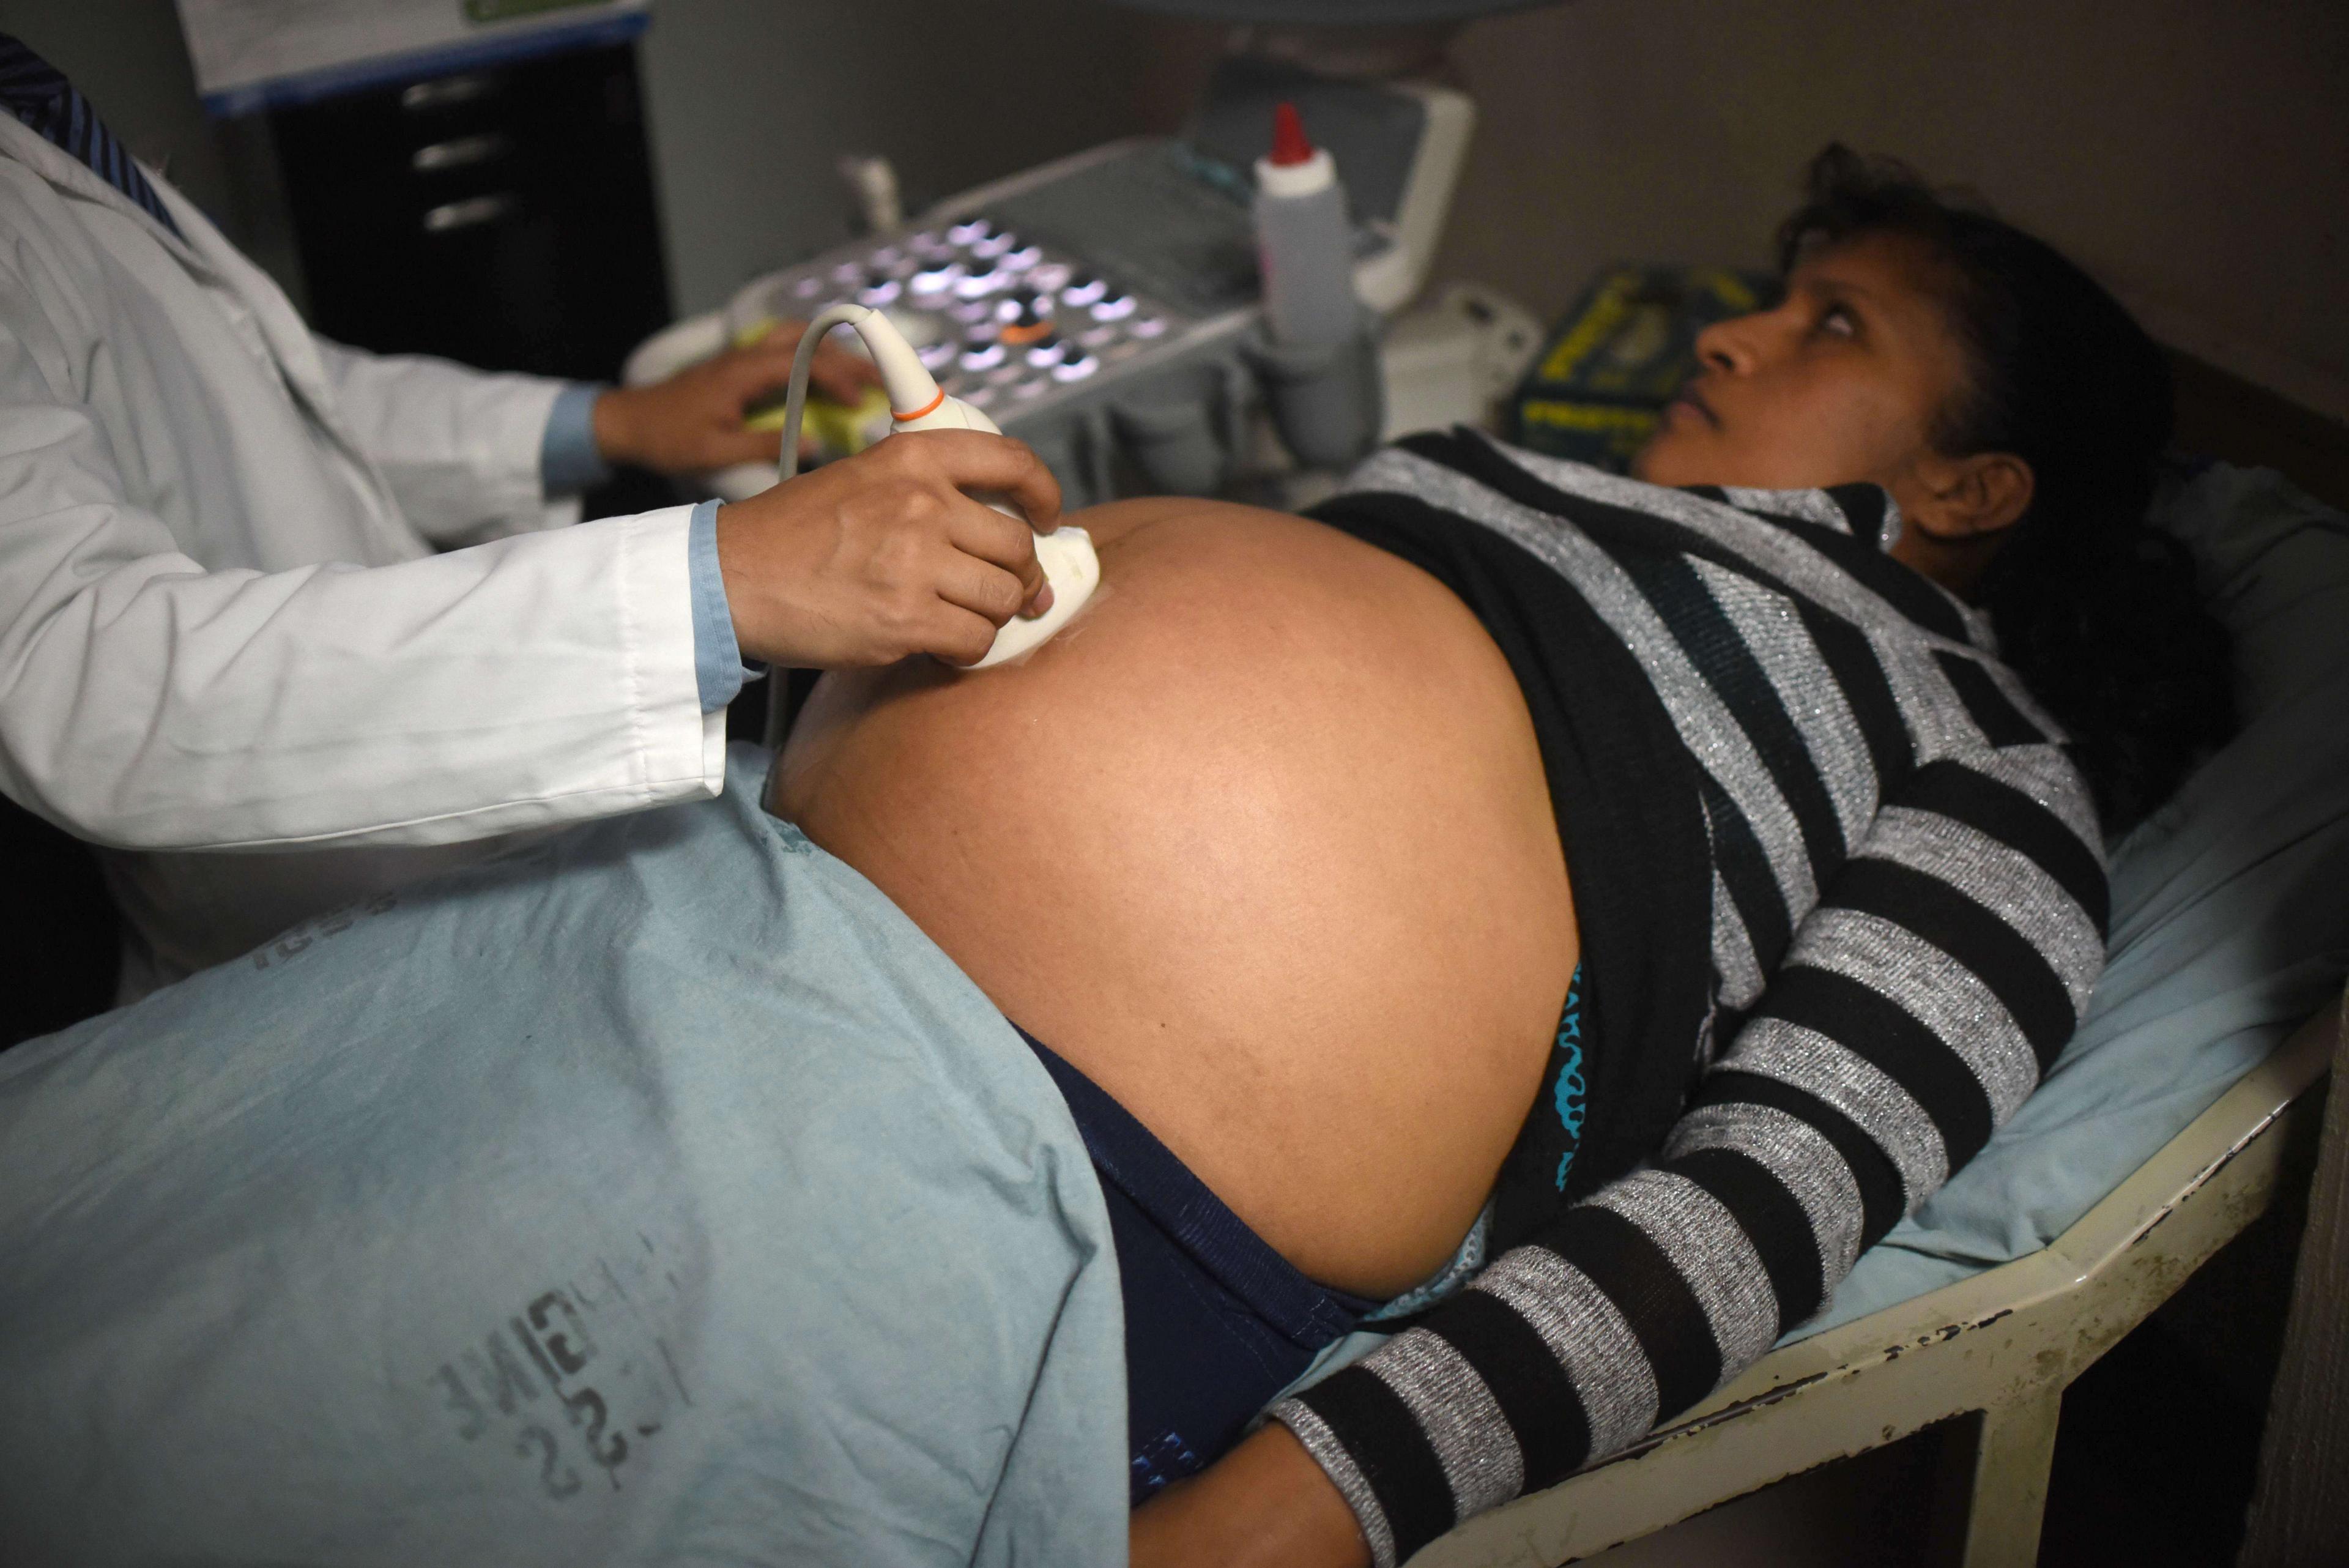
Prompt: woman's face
<box><xmin>1633</xmin><ymin>230</ymin><xmax>2035</xmax><ymax>592</ymax></box>
<box><xmin>1634</xmin><ymin>229</ymin><xmax>1975</xmax><ymax>509</ymax></box>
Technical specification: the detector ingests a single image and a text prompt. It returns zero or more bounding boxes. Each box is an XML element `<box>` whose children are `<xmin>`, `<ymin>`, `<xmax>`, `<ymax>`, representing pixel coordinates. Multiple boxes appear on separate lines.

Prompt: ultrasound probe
<box><xmin>776</xmin><ymin>303</ymin><xmax>1099</xmax><ymax>670</ymax></box>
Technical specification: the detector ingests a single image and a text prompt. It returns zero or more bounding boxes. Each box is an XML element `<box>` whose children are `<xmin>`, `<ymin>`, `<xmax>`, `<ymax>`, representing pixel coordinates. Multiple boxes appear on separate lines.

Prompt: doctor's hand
<box><xmin>714</xmin><ymin>431</ymin><xmax>1063</xmax><ymax>669</ymax></box>
<box><xmin>592</xmin><ymin>320</ymin><xmax>878</xmax><ymax>475</ymax></box>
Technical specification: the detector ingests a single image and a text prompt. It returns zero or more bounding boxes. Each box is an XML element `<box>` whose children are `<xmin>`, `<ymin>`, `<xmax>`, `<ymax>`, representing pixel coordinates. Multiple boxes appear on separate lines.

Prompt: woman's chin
<box><xmin>1635</xmin><ymin>399</ymin><xmax>1739</xmax><ymax>485</ymax></box>
<box><xmin>1630</xmin><ymin>433</ymin><xmax>1691</xmax><ymax>485</ymax></box>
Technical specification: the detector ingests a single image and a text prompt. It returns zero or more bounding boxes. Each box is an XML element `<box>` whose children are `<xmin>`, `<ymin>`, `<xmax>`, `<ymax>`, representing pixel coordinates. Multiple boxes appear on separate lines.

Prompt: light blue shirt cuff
<box><xmin>688</xmin><ymin>499</ymin><xmax>759</xmax><ymax>713</ymax></box>
<box><xmin>540</xmin><ymin>382</ymin><xmax>614</xmax><ymax>496</ymax></box>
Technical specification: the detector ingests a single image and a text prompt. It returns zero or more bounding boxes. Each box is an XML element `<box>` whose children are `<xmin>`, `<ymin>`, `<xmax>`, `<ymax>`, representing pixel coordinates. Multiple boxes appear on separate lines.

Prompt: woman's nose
<box><xmin>1694</xmin><ymin>315</ymin><xmax>1759</xmax><ymax>376</ymax></box>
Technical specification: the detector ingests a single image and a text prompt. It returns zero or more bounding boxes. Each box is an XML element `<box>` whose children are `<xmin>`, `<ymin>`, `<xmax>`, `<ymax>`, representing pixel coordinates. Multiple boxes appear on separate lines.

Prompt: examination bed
<box><xmin>1400</xmin><ymin>457</ymin><xmax>2349</xmax><ymax>1566</ymax></box>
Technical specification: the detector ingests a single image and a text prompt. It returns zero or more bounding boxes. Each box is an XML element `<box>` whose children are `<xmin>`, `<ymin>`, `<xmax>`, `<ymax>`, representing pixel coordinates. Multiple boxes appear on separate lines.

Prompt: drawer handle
<box><xmin>401</xmin><ymin>75</ymin><xmax>493</xmax><ymax>111</ymax></box>
<box><xmin>423</xmin><ymin>193</ymin><xmax>515</xmax><ymax>232</ymax></box>
<box><xmin>412</xmin><ymin>133</ymin><xmax>510</xmax><ymax>173</ymax></box>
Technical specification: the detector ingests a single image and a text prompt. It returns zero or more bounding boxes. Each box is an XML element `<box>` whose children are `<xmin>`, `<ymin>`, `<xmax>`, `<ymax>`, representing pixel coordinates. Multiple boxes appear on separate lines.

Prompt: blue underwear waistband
<box><xmin>1011</xmin><ymin>1024</ymin><xmax>1376</xmax><ymax>1501</ymax></box>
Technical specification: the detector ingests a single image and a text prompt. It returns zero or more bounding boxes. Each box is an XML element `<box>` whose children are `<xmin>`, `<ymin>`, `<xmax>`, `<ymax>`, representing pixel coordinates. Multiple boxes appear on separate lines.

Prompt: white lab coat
<box><xmin>0</xmin><ymin>116</ymin><xmax>725</xmax><ymax>990</ymax></box>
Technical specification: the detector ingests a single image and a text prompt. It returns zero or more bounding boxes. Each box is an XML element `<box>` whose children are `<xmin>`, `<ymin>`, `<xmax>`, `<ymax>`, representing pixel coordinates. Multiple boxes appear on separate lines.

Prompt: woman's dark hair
<box><xmin>1775</xmin><ymin>145</ymin><xmax>2233</xmax><ymax>838</ymax></box>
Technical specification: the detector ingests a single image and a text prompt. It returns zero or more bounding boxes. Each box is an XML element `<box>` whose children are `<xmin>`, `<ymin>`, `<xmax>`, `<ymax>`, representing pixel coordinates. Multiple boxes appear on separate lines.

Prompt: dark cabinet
<box><xmin>269</xmin><ymin>42</ymin><xmax>672</xmax><ymax>383</ymax></box>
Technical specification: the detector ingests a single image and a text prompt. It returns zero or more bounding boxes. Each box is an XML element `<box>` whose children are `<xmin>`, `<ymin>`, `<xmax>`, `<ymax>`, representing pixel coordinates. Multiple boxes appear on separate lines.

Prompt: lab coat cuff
<box><xmin>688</xmin><ymin>499</ymin><xmax>760</xmax><ymax>713</ymax></box>
<box><xmin>540</xmin><ymin>382</ymin><xmax>614</xmax><ymax>496</ymax></box>
<box><xmin>618</xmin><ymin>504</ymin><xmax>732</xmax><ymax>803</ymax></box>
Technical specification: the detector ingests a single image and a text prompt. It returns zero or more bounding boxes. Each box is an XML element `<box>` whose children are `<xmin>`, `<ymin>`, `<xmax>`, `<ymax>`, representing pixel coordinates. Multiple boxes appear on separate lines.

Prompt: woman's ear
<box><xmin>1906</xmin><ymin>450</ymin><xmax>2035</xmax><ymax>543</ymax></box>
<box><xmin>1888</xmin><ymin>451</ymin><xmax>2035</xmax><ymax>596</ymax></box>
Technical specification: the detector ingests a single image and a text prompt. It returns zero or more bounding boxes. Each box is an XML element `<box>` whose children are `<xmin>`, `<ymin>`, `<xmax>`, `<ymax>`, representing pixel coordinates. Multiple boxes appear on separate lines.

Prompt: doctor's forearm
<box><xmin>0</xmin><ymin>515</ymin><xmax>723</xmax><ymax>850</ymax></box>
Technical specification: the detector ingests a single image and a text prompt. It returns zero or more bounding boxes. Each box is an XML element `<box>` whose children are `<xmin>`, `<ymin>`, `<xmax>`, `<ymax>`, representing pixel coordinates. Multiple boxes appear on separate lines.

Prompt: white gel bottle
<box><xmin>1252</xmin><ymin>100</ymin><xmax>1356</xmax><ymax>352</ymax></box>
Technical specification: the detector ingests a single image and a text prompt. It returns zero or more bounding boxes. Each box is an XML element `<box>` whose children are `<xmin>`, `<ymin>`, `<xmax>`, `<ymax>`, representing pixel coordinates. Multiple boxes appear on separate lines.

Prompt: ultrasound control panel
<box><xmin>724</xmin><ymin>140</ymin><xmax>1264</xmax><ymax>443</ymax></box>
<box><xmin>640</xmin><ymin>61</ymin><xmax>1473</xmax><ymax>503</ymax></box>
<box><xmin>739</xmin><ymin>210</ymin><xmax>1171</xmax><ymax>428</ymax></box>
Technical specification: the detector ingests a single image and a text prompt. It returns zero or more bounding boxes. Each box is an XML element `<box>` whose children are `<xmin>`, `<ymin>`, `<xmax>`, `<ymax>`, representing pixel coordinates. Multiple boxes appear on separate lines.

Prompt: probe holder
<box><xmin>1111</xmin><ymin>364</ymin><xmax>1241</xmax><ymax>496</ymax></box>
<box><xmin>1245</xmin><ymin>308</ymin><xmax>1386</xmax><ymax>472</ymax></box>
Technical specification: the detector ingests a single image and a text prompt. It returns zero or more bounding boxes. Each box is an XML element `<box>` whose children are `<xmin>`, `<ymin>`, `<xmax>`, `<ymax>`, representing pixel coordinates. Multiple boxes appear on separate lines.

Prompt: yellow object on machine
<box><xmin>733</xmin><ymin>316</ymin><xmax>894</xmax><ymax>459</ymax></box>
<box><xmin>1509</xmin><ymin>266</ymin><xmax>1772</xmax><ymax>471</ymax></box>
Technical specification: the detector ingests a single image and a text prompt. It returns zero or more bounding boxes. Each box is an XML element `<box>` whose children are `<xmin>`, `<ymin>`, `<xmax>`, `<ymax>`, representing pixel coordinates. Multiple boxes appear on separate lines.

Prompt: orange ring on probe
<box><xmin>891</xmin><ymin>387</ymin><xmax>948</xmax><ymax>422</ymax></box>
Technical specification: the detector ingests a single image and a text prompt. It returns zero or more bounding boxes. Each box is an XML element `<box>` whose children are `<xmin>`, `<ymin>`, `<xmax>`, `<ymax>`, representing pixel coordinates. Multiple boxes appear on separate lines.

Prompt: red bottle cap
<box><xmin>1269</xmin><ymin>101</ymin><xmax>1314</xmax><ymax>166</ymax></box>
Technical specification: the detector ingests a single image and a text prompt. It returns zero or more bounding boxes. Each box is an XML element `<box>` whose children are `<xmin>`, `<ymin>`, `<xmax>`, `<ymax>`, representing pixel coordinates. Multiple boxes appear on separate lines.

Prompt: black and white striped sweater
<box><xmin>1271</xmin><ymin>431</ymin><xmax>2107</xmax><ymax>1567</ymax></box>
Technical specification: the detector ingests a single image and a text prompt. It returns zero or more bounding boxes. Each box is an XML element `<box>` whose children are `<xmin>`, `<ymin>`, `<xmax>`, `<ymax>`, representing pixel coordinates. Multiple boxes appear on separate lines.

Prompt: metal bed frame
<box><xmin>1416</xmin><ymin>988</ymin><xmax>2345</xmax><ymax>1568</ymax></box>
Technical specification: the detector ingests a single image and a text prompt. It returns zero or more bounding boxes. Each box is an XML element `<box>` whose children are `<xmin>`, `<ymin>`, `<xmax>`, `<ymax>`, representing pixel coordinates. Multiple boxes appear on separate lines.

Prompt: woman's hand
<box><xmin>714</xmin><ymin>429</ymin><xmax>1061</xmax><ymax>670</ymax></box>
<box><xmin>592</xmin><ymin>319</ymin><xmax>878</xmax><ymax>475</ymax></box>
<box><xmin>1130</xmin><ymin>1425</ymin><xmax>1371</xmax><ymax>1568</ymax></box>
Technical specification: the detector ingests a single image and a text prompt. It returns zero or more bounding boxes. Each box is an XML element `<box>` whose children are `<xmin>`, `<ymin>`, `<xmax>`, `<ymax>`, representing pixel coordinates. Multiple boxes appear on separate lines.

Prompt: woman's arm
<box><xmin>1130</xmin><ymin>1425</ymin><xmax>1369</xmax><ymax>1568</ymax></box>
<box><xmin>1264</xmin><ymin>737</ymin><xmax>2107</xmax><ymax>1566</ymax></box>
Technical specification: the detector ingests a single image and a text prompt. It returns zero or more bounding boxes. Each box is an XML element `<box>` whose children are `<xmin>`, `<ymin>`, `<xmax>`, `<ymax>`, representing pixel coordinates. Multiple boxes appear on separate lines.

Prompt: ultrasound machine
<box><xmin>624</xmin><ymin>54</ymin><xmax>1485</xmax><ymax>507</ymax></box>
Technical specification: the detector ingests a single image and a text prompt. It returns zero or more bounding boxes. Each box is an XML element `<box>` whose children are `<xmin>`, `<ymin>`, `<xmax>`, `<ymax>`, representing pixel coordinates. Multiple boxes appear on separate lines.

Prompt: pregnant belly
<box><xmin>773</xmin><ymin>499</ymin><xmax>1576</xmax><ymax>1296</ymax></box>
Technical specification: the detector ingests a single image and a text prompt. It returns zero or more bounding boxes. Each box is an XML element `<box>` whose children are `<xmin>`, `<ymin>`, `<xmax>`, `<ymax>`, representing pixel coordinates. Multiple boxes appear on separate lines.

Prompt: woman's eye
<box><xmin>1817</xmin><ymin>305</ymin><xmax>1858</xmax><ymax>338</ymax></box>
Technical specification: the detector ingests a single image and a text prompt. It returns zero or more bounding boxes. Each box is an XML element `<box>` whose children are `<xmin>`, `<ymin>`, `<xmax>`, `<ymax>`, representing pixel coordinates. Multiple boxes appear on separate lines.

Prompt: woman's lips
<box><xmin>1668</xmin><ymin>385</ymin><xmax>1720</xmax><ymax>429</ymax></box>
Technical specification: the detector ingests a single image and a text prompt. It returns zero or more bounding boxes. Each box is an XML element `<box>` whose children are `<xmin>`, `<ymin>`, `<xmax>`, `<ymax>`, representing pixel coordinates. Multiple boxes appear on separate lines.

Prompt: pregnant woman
<box><xmin>776</xmin><ymin>146</ymin><xmax>2230</xmax><ymax>1565</ymax></box>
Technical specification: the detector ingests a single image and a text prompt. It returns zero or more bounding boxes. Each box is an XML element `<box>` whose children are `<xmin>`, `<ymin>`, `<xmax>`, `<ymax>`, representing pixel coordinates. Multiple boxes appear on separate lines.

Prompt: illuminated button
<box><xmin>870</xmin><ymin>245</ymin><xmax>903</xmax><ymax>268</ymax></box>
<box><xmin>858</xmin><ymin>278</ymin><xmax>902</xmax><ymax>307</ymax></box>
<box><xmin>993</xmin><ymin>295</ymin><xmax>1025</xmax><ymax>323</ymax></box>
<box><xmin>962</xmin><ymin>384</ymin><xmax>998</xmax><ymax>410</ymax></box>
<box><xmin>965</xmin><ymin>321</ymin><xmax>1001</xmax><ymax>343</ymax></box>
<box><xmin>959</xmin><ymin>342</ymin><xmax>1006</xmax><ymax>371</ymax></box>
<box><xmin>1024</xmin><ymin>336</ymin><xmax>1066</xmax><ymax>368</ymax></box>
<box><xmin>954</xmin><ymin>267</ymin><xmax>1012</xmax><ymax>299</ymax></box>
<box><xmin>1129</xmin><ymin>314</ymin><xmax>1168</xmax><ymax>339</ymax></box>
<box><xmin>1091</xmin><ymin>294</ymin><xmax>1137</xmax><ymax>322</ymax></box>
<box><xmin>1051</xmin><ymin>352</ymin><xmax>1099</xmax><ymax>382</ymax></box>
<box><xmin>1001</xmin><ymin>244</ymin><xmax>1042</xmax><ymax>270</ymax></box>
<box><xmin>948</xmin><ymin>299</ymin><xmax>995</xmax><ymax>324</ymax></box>
<box><xmin>917</xmin><ymin>340</ymin><xmax>956</xmax><ymax>370</ymax></box>
<box><xmin>910</xmin><ymin>261</ymin><xmax>965</xmax><ymax>296</ymax></box>
<box><xmin>998</xmin><ymin>292</ymin><xmax>1053</xmax><ymax>345</ymax></box>
<box><xmin>946</xmin><ymin>218</ymin><xmax>992</xmax><ymax>245</ymax></box>
<box><xmin>831</xmin><ymin>261</ymin><xmax>866</xmax><ymax>286</ymax></box>
<box><xmin>1061</xmin><ymin>275</ymin><xmax>1108</xmax><ymax>308</ymax></box>
<box><xmin>1026</xmin><ymin>262</ymin><xmax>1072</xmax><ymax>293</ymax></box>
<box><xmin>792</xmin><ymin>275</ymin><xmax>823</xmax><ymax>299</ymax></box>
<box><xmin>970</xmin><ymin>231</ymin><xmax>1017</xmax><ymax>260</ymax></box>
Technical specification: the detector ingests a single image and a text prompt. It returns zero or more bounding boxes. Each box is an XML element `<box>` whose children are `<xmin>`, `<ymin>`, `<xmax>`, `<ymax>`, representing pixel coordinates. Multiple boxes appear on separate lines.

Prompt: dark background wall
<box><xmin>3</xmin><ymin>1</ymin><xmax>2336</xmax><ymax>422</ymax></box>
<box><xmin>1428</xmin><ymin>0</ymin><xmax>2349</xmax><ymax>426</ymax></box>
